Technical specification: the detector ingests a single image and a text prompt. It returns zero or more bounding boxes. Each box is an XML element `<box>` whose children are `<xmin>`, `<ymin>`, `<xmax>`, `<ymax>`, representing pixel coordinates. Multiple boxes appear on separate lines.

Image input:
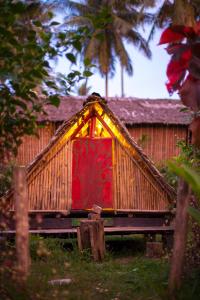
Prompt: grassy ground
<box><xmin>1</xmin><ymin>235</ymin><xmax>200</xmax><ymax>300</ymax></box>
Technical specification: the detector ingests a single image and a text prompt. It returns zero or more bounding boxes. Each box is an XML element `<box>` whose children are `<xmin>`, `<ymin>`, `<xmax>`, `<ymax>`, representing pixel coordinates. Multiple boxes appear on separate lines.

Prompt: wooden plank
<box><xmin>1</xmin><ymin>225</ymin><xmax>174</xmax><ymax>235</ymax></box>
<box><xmin>113</xmin><ymin>217</ymin><xmax>165</xmax><ymax>227</ymax></box>
<box><xmin>29</xmin><ymin>217</ymin><xmax>72</xmax><ymax>229</ymax></box>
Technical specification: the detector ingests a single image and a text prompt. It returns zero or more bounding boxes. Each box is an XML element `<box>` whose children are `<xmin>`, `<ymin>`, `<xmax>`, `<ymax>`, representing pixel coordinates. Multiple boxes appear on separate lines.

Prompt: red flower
<box><xmin>159</xmin><ymin>22</ymin><xmax>200</xmax><ymax>102</ymax></box>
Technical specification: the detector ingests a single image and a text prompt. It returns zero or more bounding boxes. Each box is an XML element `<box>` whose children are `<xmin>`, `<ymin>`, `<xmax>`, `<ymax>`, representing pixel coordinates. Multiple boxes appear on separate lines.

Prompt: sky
<box><xmin>55</xmin><ymin>18</ymin><xmax>179</xmax><ymax>100</ymax></box>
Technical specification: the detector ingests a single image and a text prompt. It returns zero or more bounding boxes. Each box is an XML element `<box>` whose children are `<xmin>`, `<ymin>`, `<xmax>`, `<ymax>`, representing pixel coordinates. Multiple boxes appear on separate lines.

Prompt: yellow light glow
<box><xmin>61</xmin><ymin>109</ymin><xmax>90</xmax><ymax>143</ymax></box>
<box><xmin>94</xmin><ymin>102</ymin><xmax>136</xmax><ymax>156</ymax></box>
<box><xmin>95</xmin><ymin>118</ymin><xmax>110</xmax><ymax>137</ymax></box>
<box><xmin>53</xmin><ymin>102</ymin><xmax>136</xmax><ymax>157</ymax></box>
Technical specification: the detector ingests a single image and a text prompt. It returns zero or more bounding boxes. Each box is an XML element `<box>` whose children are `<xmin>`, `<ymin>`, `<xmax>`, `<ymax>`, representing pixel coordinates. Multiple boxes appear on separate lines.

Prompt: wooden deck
<box><xmin>0</xmin><ymin>225</ymin><xmax>174</xmax><ymax>236</ymax></box>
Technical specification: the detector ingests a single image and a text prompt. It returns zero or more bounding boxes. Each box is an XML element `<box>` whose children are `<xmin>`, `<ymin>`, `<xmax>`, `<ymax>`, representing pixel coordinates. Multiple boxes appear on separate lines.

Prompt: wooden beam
<box><xmin>95</xmin><ymin>111</ymin><xmax>115</xmax><ymax>137</ymax></box>
<box><xmin>90</xmin><ymin>116</ymin><xmax>96</xmax><ymax>138</ymax></box>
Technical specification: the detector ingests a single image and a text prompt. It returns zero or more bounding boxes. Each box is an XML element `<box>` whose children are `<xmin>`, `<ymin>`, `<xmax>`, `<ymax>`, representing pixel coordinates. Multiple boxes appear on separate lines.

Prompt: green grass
<box><xmin>1</xmin><ymin>236</ymin><xmax>200</xmax><ymax>300</ymax></box>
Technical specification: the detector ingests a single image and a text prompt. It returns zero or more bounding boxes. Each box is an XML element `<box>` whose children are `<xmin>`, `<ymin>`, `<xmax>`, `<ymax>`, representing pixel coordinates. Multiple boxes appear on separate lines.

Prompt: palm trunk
<box><xmin>105</xmin><ymin>73</ymin><xmax>108</xmax><ymax>97</ymax></box>
<box><xmin>173</xmin><ymin>0</ymin><xmax>195</xmax><ymax>26</ymax></box>
<box><xmin>121</xmin><ymin>65</ymin><xmax>124</xmax><ymax>97</ymax></box>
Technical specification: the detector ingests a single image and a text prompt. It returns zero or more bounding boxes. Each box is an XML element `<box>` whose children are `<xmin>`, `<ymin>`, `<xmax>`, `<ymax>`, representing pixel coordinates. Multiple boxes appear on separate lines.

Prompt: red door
<box><xmin>72</xmin><ymin>138</ymin><xmax>113</xmax><ymax>210</ymax></box>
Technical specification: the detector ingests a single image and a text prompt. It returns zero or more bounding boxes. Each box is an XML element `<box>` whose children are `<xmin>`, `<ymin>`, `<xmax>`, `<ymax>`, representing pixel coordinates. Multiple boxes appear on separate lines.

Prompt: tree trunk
<box><xmin>14</xmin><ymin>166</ymin><xmax>30</xmax><ymax>283</ymax></box>
<box><xmin>121</xmin><ymin>65</ymin><xmax>124</xmax><ymax>97</ymax></box>
<box><xmin>168</xmin><ymin>179</ymin><xmax>190</xmax><ymax>295</ymax></box>
<box><xmin>173</xmin><ymin>0</ymin><xmax>195</xmax><ymax>26</ymax></box>
<box><xmin>105</xmin><ymin>73</ymin><xmax>108</xmax><ymax>97</ymax></box>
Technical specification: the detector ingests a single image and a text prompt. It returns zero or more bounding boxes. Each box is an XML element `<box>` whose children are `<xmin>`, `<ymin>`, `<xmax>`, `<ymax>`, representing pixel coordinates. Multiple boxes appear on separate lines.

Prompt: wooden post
<box><xmin>14</xmin><ymin>166</ymin><xmax>30</xmax><ymax>282</ymax></box>
<box><xmin>168</xmin><ymin>179</ymin><xmax>190</xmax><ymax>294</ymax></box>
<box><xmin>77</xmin><ymin>205</ymin><xmax>105</xmax><ymax>261</ymax></box>
<box><xmin>78</xmin><ymin>219</ymin><xmax>105</xmax><ymax>261</ymax></box>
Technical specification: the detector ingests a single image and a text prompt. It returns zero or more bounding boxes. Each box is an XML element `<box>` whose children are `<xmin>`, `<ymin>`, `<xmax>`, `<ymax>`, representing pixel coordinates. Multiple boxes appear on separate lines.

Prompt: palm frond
<box><xmin>64</xmin><ymin>16</ymin><xmax>93</xmax><ymax>28</ymax></box>
<box><xmin>147</xmin><ymin>0</ymin><xmax>173</xmax><ymax>42</ymax></box>
<box><xmin>126</xmin><ymin>30</ymin><xmax>152</xmax><ymax>59</ymax></box>
<box><xmin>113</xmin><ymin>15</ymin><xmax>133</xmax><ymax>34</ymax></box>
<box><xmin>113</xmin><ymin>31</ymin><xmax>133</xmax><ymax>75</ymax></box>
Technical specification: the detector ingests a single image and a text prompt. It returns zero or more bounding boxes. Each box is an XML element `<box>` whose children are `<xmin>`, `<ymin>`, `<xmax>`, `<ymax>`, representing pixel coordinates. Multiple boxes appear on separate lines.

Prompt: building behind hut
<box><xmin>16</xmin><ymin>97</ymin><xmax>191</xmax><ymax>166</ymax></box>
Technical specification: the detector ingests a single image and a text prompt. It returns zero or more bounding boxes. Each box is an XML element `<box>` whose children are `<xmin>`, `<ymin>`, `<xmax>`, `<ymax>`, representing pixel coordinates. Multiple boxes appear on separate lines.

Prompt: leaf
<box><xmin>33</xmin><ymin>20</ymin><xmax>42</xmax><ymax>27</ymax></box>
<box><xmin>50</xmin><ymin>21</ymin><xmax>60</xmax><ymax>26</ymax></box>
<box><xmin>159</xmin><ymin>27</ymin><xmax>185</xmax><ymax>45</ymax></box>
<box><xmin>46</xmin><ymin>81</ymin><xmax>57</xmax><ymax>88</ymax></box>
<box><xmin>166</xmin><ymin>48</ymin><xmax>191</xmax><ymax>93</ymax></box>
<box><xmin>83</xmin><ymin>70</ymin><xmax>93</xmax><ymax>77</ymax></box>
<box><xmin>188</xmin><ymin>206</ymin><xmax>200</xmax><ymax>224</ymax></box>
<box><xmin>48</xmin><ymin>95</ymin><xmax>60</xmax><ymax>107</ymax></box>
<box><xmin>165</xmin><ymin>43</ymin><xmax>182</xmax><ymax>55</ymax></box>
<box><xmin>84</xmin><ymin>58</ymin><xmax>91</xmax><ymax>67</ymax></box>
<box><xmin>72</xmin><ymin>40</ymin><xmax>82</xmax><ymax>52</ymax></box>
<box><xmin>159</xmin><ymin>26</ymin><xmax>195</xmax><ymax>45</ymax></box>
<box><xmin>168</xmin><ymin>162</ymin><xmax>200</xmax><ymax>198</ymax></box>
<box><xmin>66</xmin><ymin>53</ymin><xmax>76</xmax><ymax>64</ymax></box>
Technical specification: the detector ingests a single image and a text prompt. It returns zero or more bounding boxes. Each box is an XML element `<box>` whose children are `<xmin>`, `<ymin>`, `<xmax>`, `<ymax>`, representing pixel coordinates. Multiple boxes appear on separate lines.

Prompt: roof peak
<box><xmin>83</xmin><ymin>93</ymin><xmax>107</xmax><ymax>106</ymax></box>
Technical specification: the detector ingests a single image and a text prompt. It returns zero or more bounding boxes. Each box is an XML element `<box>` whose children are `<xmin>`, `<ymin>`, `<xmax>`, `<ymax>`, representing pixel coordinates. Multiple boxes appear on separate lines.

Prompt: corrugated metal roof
<box><xmin>39</xmin><ymin>96</ymin><xmax>192</xmax><ymax>125</ymax></box>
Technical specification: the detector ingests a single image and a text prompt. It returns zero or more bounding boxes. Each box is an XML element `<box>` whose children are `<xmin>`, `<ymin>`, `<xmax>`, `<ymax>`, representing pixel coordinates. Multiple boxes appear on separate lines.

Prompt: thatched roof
<box><xmin>39</xmin><ymin>96</ymin><xmax>192</xmax><ymax>125</ymax></box>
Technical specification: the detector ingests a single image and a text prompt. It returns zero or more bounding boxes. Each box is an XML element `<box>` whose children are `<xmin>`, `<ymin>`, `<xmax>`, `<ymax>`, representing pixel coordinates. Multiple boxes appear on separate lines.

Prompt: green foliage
<box><xmin>30</xmin><ymin>236</ymin><xmax>67</xmax><ymax>261</ymax></box>
<box><xmin>175</xmin><ymin>140</ymin><xmax>196</xmax><ymax>165</ymax></box>
<box><xmin>1</xmin><ymin>236</ymin><xmax>200</xmax><ymax>300</ymax></box>
<box><xmin>169</xmin><ymin>163</ymin><xmax>200</xmax><ymax>198</ymax></box>
<box><xmin>159</xmin><ymin>165</ymin><xmax>178</xmax><ymax>189</ymax></box>
<box><xmin>0</xmin><ymin>0</ymin><xmax>89</xmax><ymax>159</ymax></box>
<box><xmin>188</xmin><ymin>206</ymin><xmax>200</xmax><ymax>224</ymax></box>
<box><xmin>0</xmin><ymin>163</ymin><xmax>14</xmax><ymax>197</ymax></box>
<box><xmin>65</xmin><ymin>0</ymin><xmax>151</xmax><ymax>82</ymax></box>
<box><xmin>169</xmin><ymin>162</ymin><xmax>200</xmax><ymax>225</ymax></box>
<box><xmin>167</xmin><ymin>140</ymin><xmax>200</xmax><ymax>224</ymax></box>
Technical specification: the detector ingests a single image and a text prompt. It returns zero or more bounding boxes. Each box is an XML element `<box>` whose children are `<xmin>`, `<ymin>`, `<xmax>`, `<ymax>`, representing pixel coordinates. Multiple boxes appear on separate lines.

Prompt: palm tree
<box><xmin>75</xmin><ymin>82</ymin><xmax>91</xmax><ymax>95</ymax></box>
<box><xmin>64</xmin><ymin>0</ymin><xmax>152</xmax><ymax>97</ymax></box>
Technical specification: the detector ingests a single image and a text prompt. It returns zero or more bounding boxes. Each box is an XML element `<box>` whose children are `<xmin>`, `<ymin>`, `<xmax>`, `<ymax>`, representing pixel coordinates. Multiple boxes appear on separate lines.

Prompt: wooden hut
<box><xmin>5</xmin><ymin>94</ymin><xmax>176</xmax><ymax>234</ymax></box>
<box><xmin>16</xmin><ymin>97</ymin><xmax>191</xmax><ymax>166</ymax></box>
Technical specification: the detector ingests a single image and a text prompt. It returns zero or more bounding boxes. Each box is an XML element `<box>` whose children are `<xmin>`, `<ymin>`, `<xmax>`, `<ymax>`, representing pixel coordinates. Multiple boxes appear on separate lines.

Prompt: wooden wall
<box><xmin>16</xmin><ymin>124</ymin><xmax>56</xmax><ymax>166</ymax></box>
<box><xmin>113</xmin><ymin>140</ymin><xmax>170</xmax><ymax>211</ymax></box>
<box><xmin>128</xmin><ymin>124</ymin><xmax>188</xmax><ymax>165</ymax></box>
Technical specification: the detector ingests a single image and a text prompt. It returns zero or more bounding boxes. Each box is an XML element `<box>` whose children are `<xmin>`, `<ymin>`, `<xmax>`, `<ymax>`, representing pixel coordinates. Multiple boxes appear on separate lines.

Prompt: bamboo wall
<box><xmin>16</xmin><ymin>124</ymin><xmax>56</xmax><ymax>166</ymax></box>
<box><xmin>128</xmin><ymin>125</ymin><xmax>187</xmax><ymax>165</ymax></box>
<box><xmin>113</xmin><ymin>139</ymin><xmax>170</xmax><ymax>211</ymax></box>
<box><xmin>27</xmin><ymin>140</ymin><xmax>72</xmax><ymax>211</ymax></box>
